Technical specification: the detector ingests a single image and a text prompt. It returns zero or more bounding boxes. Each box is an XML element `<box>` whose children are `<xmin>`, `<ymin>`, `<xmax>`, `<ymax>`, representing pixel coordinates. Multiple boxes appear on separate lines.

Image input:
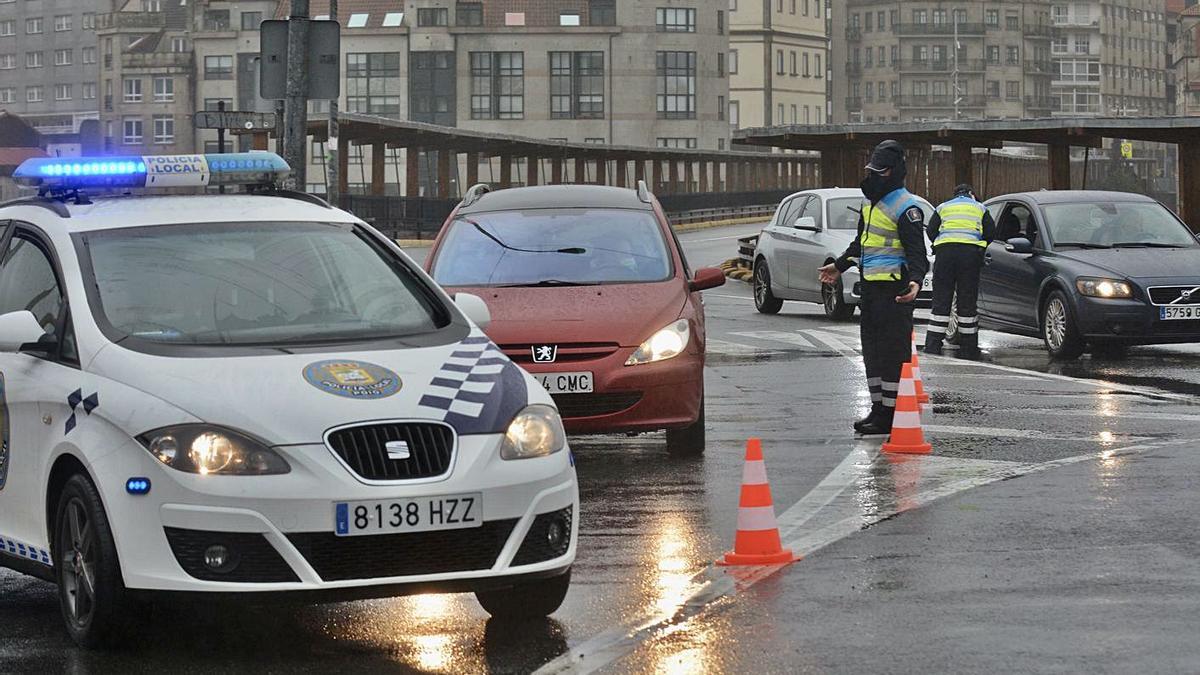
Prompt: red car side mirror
<box><xmin>689</xmin><ymin>267</ymin><xmax>726</xmax><ymax>292</ymax></box>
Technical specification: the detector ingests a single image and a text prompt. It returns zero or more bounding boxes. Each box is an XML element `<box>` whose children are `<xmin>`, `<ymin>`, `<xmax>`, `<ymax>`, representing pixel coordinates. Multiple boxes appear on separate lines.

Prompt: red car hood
<box><xmin>450</xmin><ymin>281</ymin><xmax>689</xmax><ymax>348</ymax></box>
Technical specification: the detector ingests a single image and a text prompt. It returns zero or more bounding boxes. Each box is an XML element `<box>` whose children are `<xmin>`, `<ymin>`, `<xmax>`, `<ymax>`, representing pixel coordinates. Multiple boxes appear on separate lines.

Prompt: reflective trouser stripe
<box><xmin>882</xmin><ymin>379</ymin><xmax>899</xmax><ymax>407</ymax></box>
<box><xmin>868</xmin><ymin>377</ymin><xmax>882</xmax><ymax>403</ymax></box>
<box><xmin>958</xmin><ymin>325</ymin><xmax>978</xmax><ymax>334</ymax></box>
<box><xmin>881</xmin><ymin>381</ymin><xmax>899</xmax><ymax>392</ymax></box>
<box><xmin>737</xmin><ymin>506</ymin><xmax>780</xmax><ymax>531</ymax></box>
<box><xmin>957</xmin><ymin>315</ymin><xmax>978</xmax><ymax>324</ymax></box>
<box><xmin>928</xmin><ymin>313</ymin><xmax>951</xmax><ymax>335</ymax></box>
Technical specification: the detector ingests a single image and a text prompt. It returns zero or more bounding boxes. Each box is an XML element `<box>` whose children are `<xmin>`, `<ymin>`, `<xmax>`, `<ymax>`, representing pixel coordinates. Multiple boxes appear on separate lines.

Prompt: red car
<box><xmin>425</xmin><ymin>183</ymin><xmax>725</xmax><ymax>455</ymax></box>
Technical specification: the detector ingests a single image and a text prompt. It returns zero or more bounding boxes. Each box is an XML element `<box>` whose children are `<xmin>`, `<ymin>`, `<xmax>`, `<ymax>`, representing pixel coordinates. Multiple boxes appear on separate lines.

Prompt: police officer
<box><xmin>819</xmin><ymin>141</ymin><xmax>929</xmax><ymax>436</ymax></box>
<box><xmin>923</xmin><ymin>184</ymin><xmax>995</xmax><ymax>360</ymax></box>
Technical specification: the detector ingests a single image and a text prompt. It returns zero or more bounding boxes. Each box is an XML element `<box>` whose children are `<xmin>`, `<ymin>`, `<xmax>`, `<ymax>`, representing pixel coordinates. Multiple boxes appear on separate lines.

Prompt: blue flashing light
<box><xmin>13</xmin><ymin>152</ymin><xmax>290</xmax><ymax>192</ymax></box>
<box><xmin>125</xmin><ymin>477</ymin><xmax>151</xmax><ymax>495</ymax></box>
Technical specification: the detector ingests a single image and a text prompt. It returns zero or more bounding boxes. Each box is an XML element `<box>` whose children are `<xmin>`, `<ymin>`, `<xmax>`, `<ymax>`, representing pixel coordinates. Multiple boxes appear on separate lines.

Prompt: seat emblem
<box><xmin>385</xmin><ymin>440</ymin><xmax>411</xmax><ymax>460</ymax></box>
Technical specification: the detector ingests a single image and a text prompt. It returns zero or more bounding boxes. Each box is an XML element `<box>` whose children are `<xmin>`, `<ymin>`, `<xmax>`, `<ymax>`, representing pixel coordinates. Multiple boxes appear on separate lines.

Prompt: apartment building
<box><xmin>727</xmin><ymin>0</ymin><xmax>829</xmax><ymax>129</ymax></box>
<box><xmin>0</xmin><ymin>0</ymin><xmax>116</xmax><ymax>154</ymax></box>
<box><xmin>831</xmin><ymin>1</ymin><xmax>1057</xmax><ymax>123</ymax></box>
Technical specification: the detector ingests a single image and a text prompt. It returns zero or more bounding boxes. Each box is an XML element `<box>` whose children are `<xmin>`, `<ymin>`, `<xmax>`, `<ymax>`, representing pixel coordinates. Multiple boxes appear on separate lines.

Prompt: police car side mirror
<box><xmin>454</xmin><ymin>293</ymin><xmax>491</xmax><ymax>330</ymax></box>
<box><xmin>794</xmin><ymin>216</ymin><xmax>820</xmax><ymax>232</ymax></box>
<box><xmin>0</xmin><ymin>310</ymin><xmax>50</xmax><ymax>353</ymax></box>
<box><xmin>1005</xmin><ymin>237</ymin><xmax>1034</xmax><ymax>255</ymax></box>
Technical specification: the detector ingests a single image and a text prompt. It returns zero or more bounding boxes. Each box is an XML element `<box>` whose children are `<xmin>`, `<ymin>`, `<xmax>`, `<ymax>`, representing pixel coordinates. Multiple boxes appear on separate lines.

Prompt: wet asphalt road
<box><xmin>4</xmin><ymin>222</ymin><xmax>1200</xmax><ymax>673</ymax></box>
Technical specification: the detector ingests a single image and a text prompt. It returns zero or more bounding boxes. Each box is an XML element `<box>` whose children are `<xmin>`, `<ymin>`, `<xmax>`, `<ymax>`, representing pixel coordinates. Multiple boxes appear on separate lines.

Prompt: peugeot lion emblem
<box><xmin>532</xmin><ymin>345</ymin><xmax>558</xmax><ymax>363</ymax></box>
<box><xmin>385</xmin><ymin>440</ymin><xmax>411</xmax><ymax>461</ymax></box>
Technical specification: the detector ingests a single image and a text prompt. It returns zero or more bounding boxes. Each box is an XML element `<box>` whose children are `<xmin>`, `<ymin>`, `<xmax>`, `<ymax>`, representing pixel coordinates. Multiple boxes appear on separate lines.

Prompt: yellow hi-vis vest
<box><xmin>860</xmin><ymin>187</ymin><xmax>919</xmax><ymax>282</ymax></box>
<box><xmin>933</xmin><ymin>196</ymin><xmax>987</xmax><ymax>248</ymax></box>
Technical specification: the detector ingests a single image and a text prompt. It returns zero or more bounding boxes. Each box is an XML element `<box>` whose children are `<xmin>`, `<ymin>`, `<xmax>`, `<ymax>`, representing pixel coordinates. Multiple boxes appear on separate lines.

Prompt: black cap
<box><xmin>864</xmin><ymin>140</ymin><xmax>906</xmax><ymax>173</ymax></box>
<box><xmin>954</xmin><ymin>183</ymin><xmax>974</xmax><ymax>196</ymax></box>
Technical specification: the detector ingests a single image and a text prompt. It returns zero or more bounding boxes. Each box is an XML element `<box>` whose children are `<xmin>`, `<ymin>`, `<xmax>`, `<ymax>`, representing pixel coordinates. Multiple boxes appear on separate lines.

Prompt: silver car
<box><xmin>752</xmin><ymin>187</ymin><xmax>936</xmax><ymax>319</ymax></box>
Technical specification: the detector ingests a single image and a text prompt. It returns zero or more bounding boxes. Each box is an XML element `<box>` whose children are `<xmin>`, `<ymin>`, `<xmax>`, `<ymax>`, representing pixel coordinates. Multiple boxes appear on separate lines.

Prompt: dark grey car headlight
<box><xmin>1076</xmin><ymin>277</ymin><xmax>1133</xmax><ymax>299</ymax></box>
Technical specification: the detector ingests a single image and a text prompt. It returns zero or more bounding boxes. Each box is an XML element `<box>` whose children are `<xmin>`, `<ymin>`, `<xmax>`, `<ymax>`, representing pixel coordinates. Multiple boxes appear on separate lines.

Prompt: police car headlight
<box><xmin>500</xmin><ymin>405</ymin><xmax>566</xmax><ymax>460</ymax></box>
<box><xmin>625</xmin><ymin>319</ymin><xmax>690</xmax><ymax>366</ymax></box>
<box><xmin>1076</xmin><ymin>277</ymin><xmax>1133</xmax><ymax>299</ymax></box>
<box><xmin>137</xmin><ymin>425</ymin><xmax>290</xmax><ymax>475</ymax></box>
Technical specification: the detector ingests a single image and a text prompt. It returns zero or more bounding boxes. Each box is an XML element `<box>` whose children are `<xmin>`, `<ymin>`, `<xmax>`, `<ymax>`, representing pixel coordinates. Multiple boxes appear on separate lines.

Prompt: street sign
<box><xmin>260</xmin><ymin>19</ymin><xmax>341</xmax><ymax>100</ymax></box>
<box><xmin>193</xmin><ymin>110</ymin><xmax>277</xmax><ymax>131</ymax></box>
<box><xmin>1120</xmin><ymin>141</ymin><xmax>1134</xmax><ymax>159</ymax></box>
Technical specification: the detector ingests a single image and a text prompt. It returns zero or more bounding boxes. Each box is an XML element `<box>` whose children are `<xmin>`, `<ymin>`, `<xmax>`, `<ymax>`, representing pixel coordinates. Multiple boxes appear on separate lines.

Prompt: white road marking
<box><xmin>729</xmin><ymin>330</ymin><xmax>817</xmax><ymax>350</ymax></box>
<box><xmin>1018</xmin><ymin>408</ymin><xmax>1200</xmax><ymax>423</ymax></box>
<box><xmin>705</xmin><ymin>339</ymin><xmax>784</xmax><ymax>357</ymax></box>
<box><xmin>802</xmin><ymin>330</ymin><xmax>861</xmax><ymax>358</ymax></box>
<box><xmin>925</xmin><ymin>424</ymin><xmax>1152</xmax><ymax>443</ymax></box>
<box><xmin>707</xmin><ymin>294</ymin><xmax>756</xmax><ymax>302</ymax></box>
<box><xmin>930</xmin><ymin>372</ymin><xmax>1042</xmax><ymax>381</ymax></box>
<box><xmin>535</xmin><ymin>436</ymin><xmax>1198</xmax><ymax>675</ymax></box>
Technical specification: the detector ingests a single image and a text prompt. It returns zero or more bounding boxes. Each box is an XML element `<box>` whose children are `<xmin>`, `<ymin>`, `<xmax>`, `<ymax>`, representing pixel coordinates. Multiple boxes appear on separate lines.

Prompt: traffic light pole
<box><xmin>284</xmin><ymin>0</ymin><xmax>310</xmax><ymax>190</ymax></box>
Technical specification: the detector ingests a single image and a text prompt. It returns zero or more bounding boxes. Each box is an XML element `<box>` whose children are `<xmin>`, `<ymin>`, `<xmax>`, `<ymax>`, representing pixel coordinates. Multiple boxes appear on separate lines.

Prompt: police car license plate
<box><xmin>1161</xmin><ymin>306</ymin><xmax>1200</xmax><ymax>321</ymax></box>
<box><xmin>334</xmin><ymin>493</ymin><xmax>482</xmax><ymax>537</ymax></box>
<box><xmin>537</xmin><ymin>371</ymin><xmax>594</xmax><ymax>394</ymax></box>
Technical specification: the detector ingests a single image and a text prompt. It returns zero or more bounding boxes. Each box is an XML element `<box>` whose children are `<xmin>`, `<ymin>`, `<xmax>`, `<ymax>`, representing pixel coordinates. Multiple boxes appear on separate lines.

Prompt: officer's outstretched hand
<box><xmin>895</xmin><ymin>281</ymin><xmax>920</xmax><ymax>304</ymax></box>
<box><xmin>818</xmin><ymin>264</ymin><xmax>840</xmax><ymax>285</ymax></box>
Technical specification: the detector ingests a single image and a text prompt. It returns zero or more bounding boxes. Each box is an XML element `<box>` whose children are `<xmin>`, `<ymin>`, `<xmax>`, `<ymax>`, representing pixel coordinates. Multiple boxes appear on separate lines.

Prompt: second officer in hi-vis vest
<box><xmin>819</xmin><ymin>140</ymin><xmax>929</xmax><ymax>436</ymax></box>
<box><xmin>922</xmin><ymin>184</ymin><xmax>995</xmax><ymax>359</ymax></box>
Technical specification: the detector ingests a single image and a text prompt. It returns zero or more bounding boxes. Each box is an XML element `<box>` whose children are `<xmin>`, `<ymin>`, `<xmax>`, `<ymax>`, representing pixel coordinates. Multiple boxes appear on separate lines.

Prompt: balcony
<box><xmin>123</xmin><ymin>52</ymin><xmax>193</xmax><ymax>70</ymax></box>
<box><xmin>896</xmin><ymin>58</ymin><xmax>986</xmax><ymax>73</ymax></box>
<box><xmin>846</xmin><ymin>26</ymin><xmax>862</xmax><ymax>41</ymax></box>
<box><xmin>1024</xmin><ymin>95</ymin><xmax>1059</xmax><ymax>111</ymax></box>
<box><xmin>1023</xmin><ymin>24</ymin><xmax>1059</xmax><ymax>39</ymax></box>
<box><xmin>893</xmin><ymin>22</ymin><xmax>986</xmax><ymax>37</ymax></box>
<box><xmin>894</xmin><ymin>94</ymin><xmax>987</xmax><ymax>108</ymax></box>
<box><xmin>1051</xmin><ymin>16</ymin><xmax>1100</xmax><ymax>29</ymax></box>
<box><xmin>845</xmin><ymin>96</ymin><xmax>863</xmax><ymax>111</ymax></box>
<box><xmin>97</xmin><ymin>12</ymin><xmax>166</xmax><ymax>30</ymax></box>
<box><xmin>1024</xmin><ymin>60</ymin><xmax>1056</xmax><ymax>75</ymax></box>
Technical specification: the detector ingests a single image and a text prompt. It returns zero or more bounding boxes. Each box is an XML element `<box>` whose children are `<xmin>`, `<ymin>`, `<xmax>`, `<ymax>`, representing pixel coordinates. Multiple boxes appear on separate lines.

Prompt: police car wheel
<box><xmin>821</xmin><ymin>278</ymin><xmax>855</xmax><ymax>320</ymax></box>
<box><xmin>53</xmin><ymin>473</ymin><xmax>130</xmax><ymax>648</ymax></box>
<box><xmin>753</xmin><ymin>260</ymin><xmax>783</xmax><ymax>315</ymax></box>
<box><xmin>476</xmin><ymin>569</ymin><xmax>571</xmax><ymax>619</ymax></box>
<box><xmin>666</xmin><ymin>399</ymin><xmax>705</xmax><ymax>457</ymax></box>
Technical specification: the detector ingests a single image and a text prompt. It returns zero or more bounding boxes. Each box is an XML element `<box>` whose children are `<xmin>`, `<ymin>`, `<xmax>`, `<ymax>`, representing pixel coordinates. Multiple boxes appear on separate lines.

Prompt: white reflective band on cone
<box><xmin>737</xmin><ymin>505</ymin><xmax>781</xmax><ymax>531</ymax></box>
<box><xmin>893</xmin><ymin>410</ymin><xmax>922</xmax><ymax>428</ymax></box>
<box><xmin>741</xmin><ymin>459</ymin><xmax>769</xmax><ymax>486</ymax></box>
<box><xmin>913</xmin><ymin>366</ymin><xmax>923</xmax><ymax>379</ymax></box>
<box><xmin>899</xmin><ymin>378</ymin><xmax>916</xmax><ymax>396</ymax></box>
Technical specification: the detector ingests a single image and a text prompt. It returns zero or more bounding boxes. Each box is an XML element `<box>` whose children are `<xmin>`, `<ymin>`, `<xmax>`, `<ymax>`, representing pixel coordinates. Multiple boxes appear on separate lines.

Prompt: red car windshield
<box><xmin>432</xmin><ymin>208</ymin><xmax>674</xmax><ymax>287</ymax></box>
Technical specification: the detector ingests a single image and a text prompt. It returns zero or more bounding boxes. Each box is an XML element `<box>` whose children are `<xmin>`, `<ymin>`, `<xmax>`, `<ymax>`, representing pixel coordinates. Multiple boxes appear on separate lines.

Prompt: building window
<box><xmin>382</xmin><ymin>12</ymin><xmax>404</xmax><ymax>26</ymax></box>
<box><xmin>123</xmin><ymin>78</ymin><xmax>142</xmax><ymax>102</ymax></box>
<box><xmin>153</xmin><ymin>115</ymin><xmax>174</xmax><ymax>144</ymax></box>
<box><xmin>82</xmin><ymin>47</ymin><xmax>96</xmax><ymax>64</ymax></box>
<box><xmin>26</xmin><ymin>51</ymin><xmax>43</xmax><ymax>68</ymax></box>
<box><xmin>790</xmin><ymin>51</ymin><xmax>797</xmax><ymax>75</ymax></box>
<box><xmin>345</xmin><ymin>52</ymin><xmax>402</xmax><ymax>116</ymax></box>
<box><xmin>54</xmin><ymin>49</ymin><xmax>71</xmax><ymax>66</ymax></box>
<box><xmin>1006</xmin><ymin>14</ymin><xmax>1019</xmax><ymax>30</ymax></box>
<box><xmin>986</xmin><ymin>46</ymin><xmax>1000</xmax><ymax>64</ymax></box>
<box><xmin>718</xmin><ymin>94</ymin><xmax>726</xmax><ymax>121</ymax></box>
<box><xmin>1006</xmin><ymin>81</ymin><xmax>1020</xmax><ymax>99</ymax></box>
<box><xmin>550</xmin><ymin>51</ymin><xmax>604</xmax><ymax>119</ymax></box>
<box><xmin>417</xmin><ymin>8</ymin><xmax>449</xmax><ymax>26</ymax></box>
<box><xmin>26</xmin><ymin>18</ymin><xmax>42</xmax><ymax>34</ymax></box>
<box><xmin>241</xmin><ymin>11</ymin><xmax>262</xmax><ymax>30</ymax></box>
<box><xmin>123</xmin><ymin>117</ymin><xmax>143</xmax><ymax>144</ymax></box>
<box><xmin>729</xmin><ymin>99</ymin><xmax>739</xmax><ymax>127</ymax></box>
<box><xmin>776</xmin><ymin>50</ymin><xmax>784</xmax><ymax>75</ymax></box>
<box><xmin>717</xmin><ymin>10</ymin><xmax>724</xmax><ymax>34</ymax></box>
<box><xmin>457</xmin><ymin>3</ymin><xmax>483</xmax><ymax>26</ymax></box>
<box><xmin>54</xmin><ymin>15</ymin><xmax>72</xmax><ymax>31</ymax></box>
<box><xmin>153</xmin><ymin>76</ymin><xmax>174</xmax><ymax>102</ymax></box>
<box><xmin>803</xmin><ymin>52</ymin><xmax>811</xmax><ymax>76</ymax></box>
<box><xmin>504</xmin><ymin>12</ymin><xmax>525</xmax><ymax>26</ymax></box>
<box><xmin>0</xmin><ymin>21</ymin><xmax>13</xmax><ymax>37</ymax></box>
<box><xmin>82</xmin><ymin>13</ymin><xmax>95</xmax><ymax>30</ymax></box>
<box><xmin>203</xmin><ymin>10</ymin><xmax>230</xmax><ymax>31</ymax></box>
<box><xmin>590</xmin><ymin>0</ymin><xmax>616</xmax><ymax>26</ymax></box>
<box><xmin>986</xmin><ymin>80</ymin><xmax>1000</xmax><ymax>98</ymax></box>
<box><xmin>346</xmin><ymin>13</ymin><xmax>369</xmax><ymax>27</ymax></box>
<box><xmin>82</xmin><ymin>82</ymin><xmax>96</xmax><ymax>100</ymax></box>
<box><xmin>657</xmin><ymin>138</ymin><xmax>697</xmax><ymax>149</ymax></box>
<box><xmin>171</xmin><ymin>37</ymin><xmax>188</xmax><ymax>53</ymax></box>
<box><xmin>470</xmin><ymin>52</ymin><xmax>524</xmax><ymax>120</ymax></box>
<box><xmin>26</xmin><ymin>86</ymin><xmax>43</xmax><ymax>102</ymax></box>
<box><xmin>143</xmin><ymin>0</ymin><xmax>162</xmax><ymax>10</ymax></box>
<box><xmin>0</xmin><ymin>88</ymin><xmax>13</xmax><ymax>104</ymax></box>
<box><xmin>560</xmin><ymin>12</ymin><xmax>581</xmax><ymax>26</ymax></box>
<box><xmin>1007</xmin><ymin>46</ymin><xmax>1019</xmax><ymax>64</ymax></box>
<box><xmin>54</xmin><ymin>83</ymin><xmax>71</xmax><ymax>100</ymax></box>
<box><xmin>0</xmin><ymin>55</ymin><xmax>12</xmax><ymax>70</ymax></box>
<box><xmin>656</xmin><ymin>51</ymin><xmax>696</xmax><ymax>120</ymax></box>
<box><xmin>656</xmin><ymin>8</ymin><xmax>696</xmax><ymax>32</ymax></box>
<box><xmin>204</xmin><ymin>55</ymin><xmax>233</xmax><ymax>79</ymax></box>
<box><xmin>729</xmin><ymin>50</ymin><xmax>738</xmax><ymax>74</ymax></box>
<box><xmin>204</xmin><ymin>97</ymin><xmax>233</xmax><ymax>111</ymax></box>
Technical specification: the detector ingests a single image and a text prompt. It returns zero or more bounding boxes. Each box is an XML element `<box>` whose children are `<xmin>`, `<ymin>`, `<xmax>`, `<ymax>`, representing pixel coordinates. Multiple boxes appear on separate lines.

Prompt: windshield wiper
<box><xmin>494</xmin><ymin>279</ymin><xmax>600</xmax><ymax>287</ymax></box>
<box><xmin>461</xmin><ymin>218</ymin><xmax>586</xmax><ymax>255</ymax></box>
<box><xmin>1055</xmin><ymin>242</ymin><xmax>1112</xmax><ymax>249</ymax></box>
<box><xmin>1111</xmin><ymin>242</ymin><xmax>1188</xmax><ymax>249</ymax></box>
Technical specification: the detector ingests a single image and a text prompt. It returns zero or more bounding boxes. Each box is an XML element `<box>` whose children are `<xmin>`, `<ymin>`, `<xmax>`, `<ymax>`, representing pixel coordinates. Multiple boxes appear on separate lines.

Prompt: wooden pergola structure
<box><xmin>733</xmin><ymin>117</ymin><xmax>1200</xmax><ymax>228</ymax></box>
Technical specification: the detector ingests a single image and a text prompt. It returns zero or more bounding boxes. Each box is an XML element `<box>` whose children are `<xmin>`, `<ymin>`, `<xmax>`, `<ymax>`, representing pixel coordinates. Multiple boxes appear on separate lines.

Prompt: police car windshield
<box><xmin>1043</xmin><ymin>202</ymin><xmax>1198</xmax><ymax>249</ymax></box>
<box><xmin>81</xmin><ymin>222</ymin><xmax>449</xmax><ymax>346</ymax></box>
<box><xmin>431</xmin><ymin>209</ymin><xmax>672</xmax><ymax>287</ymax></box>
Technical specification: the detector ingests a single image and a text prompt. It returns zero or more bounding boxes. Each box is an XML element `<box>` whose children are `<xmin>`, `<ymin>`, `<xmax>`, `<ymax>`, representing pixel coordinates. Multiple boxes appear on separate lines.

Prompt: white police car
<box><xmin>0</xmin><ymin>153</ymin><xmax>578</xmax><ymax>647</ymax></box>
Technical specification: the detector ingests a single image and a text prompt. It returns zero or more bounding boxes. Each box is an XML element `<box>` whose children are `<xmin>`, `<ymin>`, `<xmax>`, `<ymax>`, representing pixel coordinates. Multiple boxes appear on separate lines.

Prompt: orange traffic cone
<box><xmin>882</xmin><ymin>363</ymin><xmax>933</xmax><ymax>455</ymax></box>
<box><xmin>718</xmin><ymin>439</ymin><xmax>798</xmax><ymax>566</ymax></box>
<box><xmin>910</xmin><ymin>331</ymin><xmax>930</xmax><ymax>404</ymax></box>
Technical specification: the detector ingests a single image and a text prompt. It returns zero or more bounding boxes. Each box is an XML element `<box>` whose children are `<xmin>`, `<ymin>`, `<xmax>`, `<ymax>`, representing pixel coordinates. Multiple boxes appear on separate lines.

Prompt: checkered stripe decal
<box><xmin>418</xmin><ymin>333</ymin><xmax>529</xmax><ymax>435</ymax></box>
<box><xmin>0</xmin><ymin>534</ymin><xmax>51</xmax><ymax>566</ymax></box>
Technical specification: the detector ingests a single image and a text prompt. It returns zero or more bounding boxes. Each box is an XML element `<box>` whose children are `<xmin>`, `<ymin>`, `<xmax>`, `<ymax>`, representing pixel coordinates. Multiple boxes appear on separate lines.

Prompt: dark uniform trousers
<box><xmin>927</xmin><ymin>243</ymin><xmax>984</xmax><ymax>351</ymax></box>
<box><xmin>860</xmin><ymin>280</ymin><xmax>915</xmax><ymax>412</ymax></box>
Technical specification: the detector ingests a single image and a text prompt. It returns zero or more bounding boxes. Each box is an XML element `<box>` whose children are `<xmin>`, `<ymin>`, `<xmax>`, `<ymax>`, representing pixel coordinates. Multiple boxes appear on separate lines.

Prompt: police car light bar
<box><xmin>12</xmin><ymin>152</ymin><xmax>292</xmax><ymax>191</ymax></box>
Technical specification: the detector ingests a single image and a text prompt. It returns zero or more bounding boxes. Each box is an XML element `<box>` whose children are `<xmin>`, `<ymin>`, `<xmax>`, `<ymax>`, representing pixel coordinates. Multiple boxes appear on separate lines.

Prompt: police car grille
<box><xmin>287</xmin><ymin>519</ymin><xmax>518</xmax><ymax>581</ymax></box>
<box><xmin>327</xmin><ymin>423</ymin><xmax>454</xmax><ymax>481</ymax></box>
<box><xmin>551</xmin><ymin>392</ymin><xmax>642</xmax><ymax>418</ymax></box>
<box><xmin>1148</xmin><ymin>286</ymin><xmax>1200</xmax><ymax>305</ymax></box>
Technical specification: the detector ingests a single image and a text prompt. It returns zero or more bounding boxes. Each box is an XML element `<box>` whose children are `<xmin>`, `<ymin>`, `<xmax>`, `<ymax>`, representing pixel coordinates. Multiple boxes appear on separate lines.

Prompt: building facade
<box><xmin>0</xmin><ymin>0</ymin><xmax>115</xmax><ymax>155</ymax></box>
<box><xmin>727</xmin><ymin>0</ymin><xmax>830</xmax><ymax>130</ymax></box>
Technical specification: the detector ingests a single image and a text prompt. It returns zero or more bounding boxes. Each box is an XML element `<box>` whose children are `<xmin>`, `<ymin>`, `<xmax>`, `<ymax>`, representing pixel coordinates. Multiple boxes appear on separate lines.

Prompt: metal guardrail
<box><xmin>670</xmin><ymin>204</ymin><xmax>775</xmax><ymax>225</ymax></box>
<box><xmin>737</xmin><ymin>235</ymin><xmax>759</xmax><ymax>265</ymax></box>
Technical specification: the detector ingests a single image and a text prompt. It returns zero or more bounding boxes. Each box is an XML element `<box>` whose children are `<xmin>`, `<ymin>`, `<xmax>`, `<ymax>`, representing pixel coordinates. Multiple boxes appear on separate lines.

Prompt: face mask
<box><xmin>861</xmin><ymin>172</ymin><xmax>890</xmax><ymax>203</ymax></box>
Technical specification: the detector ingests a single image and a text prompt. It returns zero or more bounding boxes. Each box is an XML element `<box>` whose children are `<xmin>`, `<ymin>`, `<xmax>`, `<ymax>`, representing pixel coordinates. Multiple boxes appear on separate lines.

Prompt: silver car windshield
<box><xmin>1043</xmin><ymin>202</ymin><xmax>1199</xmax><ymax>249</ymax></box>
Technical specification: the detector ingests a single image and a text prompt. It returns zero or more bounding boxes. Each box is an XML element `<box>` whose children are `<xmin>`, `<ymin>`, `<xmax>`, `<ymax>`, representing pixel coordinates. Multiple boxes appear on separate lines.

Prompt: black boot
<box><xmin>922</xmin><ymin>339</ymin><xmax>944</xmax><ymax>356</ymax></box>
<box><xmin>853</xmin><ymin>404</ymin><xmax>883</xmax><ymax>433</ymax></box>
<box><xmin>857</xmin><ymin>409</ymin><xmax>894</xmax><ymax>436</ymax></box>
<box><xmin>957</xmin><ymin>337</ymin><xmax>980</xmax><ymax>360</ymax></box>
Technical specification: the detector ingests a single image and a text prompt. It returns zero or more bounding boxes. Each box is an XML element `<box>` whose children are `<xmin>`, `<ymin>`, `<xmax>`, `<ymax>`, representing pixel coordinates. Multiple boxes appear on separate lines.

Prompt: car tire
<box><xmin>666</xmin><ymin>398</ymin><xmax>705</xmax><ymax>457</ymax></box>
<box><xmin>1042</xmin><ymin>290</ymin><xmax>1085</xmax><ymax>360</ymax></box>
<box><xmin>53</xmin><ymin>473</ymin><xmax>130</xmax><ymax>649</ymax></box>
<box><xmin>476</xmin><ymin>569</ymin><xmax>571</xmax><ymax>620</ymax></box>
<box><xmin>821</xmin><ymin>276</ymin><xmax>855</xmax><ymax>320</ymax></box>
<box><xmin>753</xmin><ymin>260</ymin><xmax>783</xmax><ymax>315</ymax></box>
